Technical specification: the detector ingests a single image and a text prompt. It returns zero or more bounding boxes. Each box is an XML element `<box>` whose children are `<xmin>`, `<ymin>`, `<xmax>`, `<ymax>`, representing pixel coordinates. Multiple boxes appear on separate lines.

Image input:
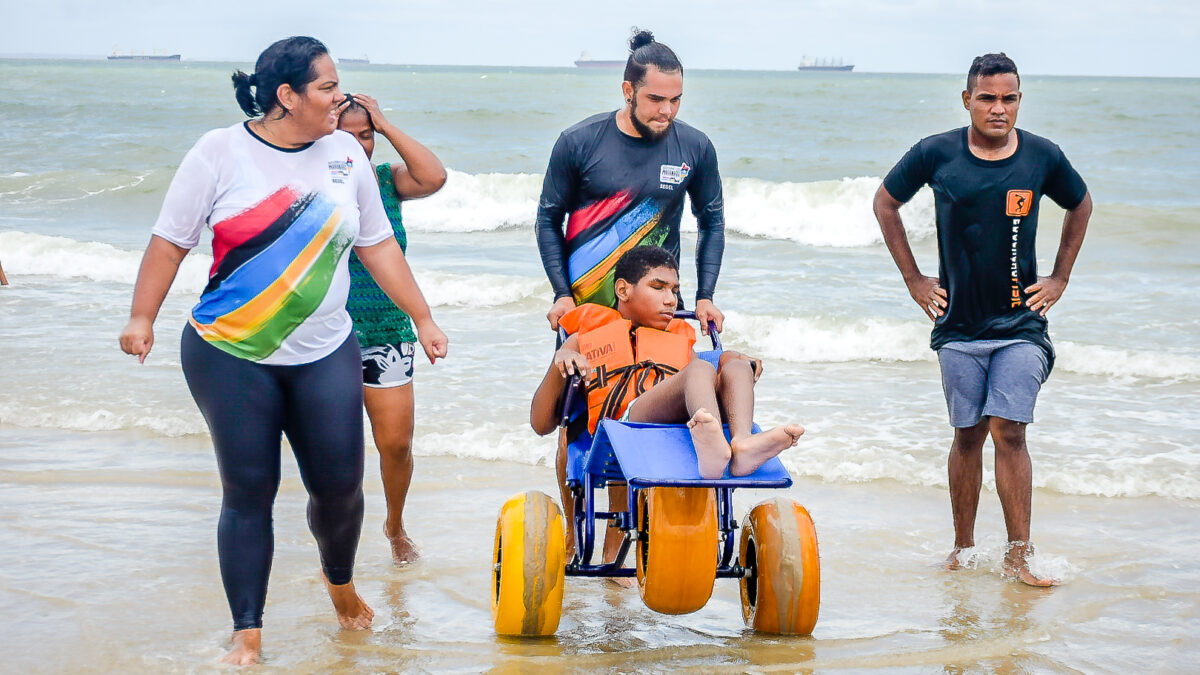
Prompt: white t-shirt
<box><xmin>153</xmin><ymin>122</ymin><xmax>392</xmax><ymax>365</ymax></box>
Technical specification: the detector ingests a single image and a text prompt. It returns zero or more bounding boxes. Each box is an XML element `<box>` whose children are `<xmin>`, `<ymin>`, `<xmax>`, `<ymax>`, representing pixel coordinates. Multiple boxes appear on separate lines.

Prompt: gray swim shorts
<box><xmin>937</xmin><ymin>339</ymin><xmax>1049</xmax><ymax>428</ymax></box>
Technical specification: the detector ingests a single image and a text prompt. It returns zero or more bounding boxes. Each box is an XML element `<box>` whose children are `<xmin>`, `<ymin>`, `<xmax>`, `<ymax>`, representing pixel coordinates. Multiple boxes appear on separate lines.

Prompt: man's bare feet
<box><xmin>386</xmin><ymin>528</ymin><xmax>419</xmax><ymax>566</ymax></box>
<box><xmin>688</xmin><ymin>408</ymin><xmax>732</xmax><ymax>479</ymax></box>
<box><xmin>729</xmin><ymin>424</ymin><xmax>804</xmax><ymax>476</ymax></box>
<box><xmin>606</xmin><ymin>576</ymin><xmax>636</xmax><ymax>589</ymax></box>
<box><xmin>1003</xmin><ymin>542</ymin><xmax>1060</xmax><ymax>587</ymax></box>
<box><xmin>220</xmin><ymin>628</ymin><xmax>261</xmax><ymax>666</ymax></box>
<box><xmin>322</xmin><ymin>574</ymin><xmax>375</xmax><ymax>629</ymax></box>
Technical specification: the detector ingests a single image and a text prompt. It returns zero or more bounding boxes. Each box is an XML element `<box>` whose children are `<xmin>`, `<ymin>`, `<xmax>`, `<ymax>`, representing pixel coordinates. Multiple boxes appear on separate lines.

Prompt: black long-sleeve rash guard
<box><xmin>534</xmin><ymin>111</ymin><xmax>725</xmax><ymax>308</ymax></box>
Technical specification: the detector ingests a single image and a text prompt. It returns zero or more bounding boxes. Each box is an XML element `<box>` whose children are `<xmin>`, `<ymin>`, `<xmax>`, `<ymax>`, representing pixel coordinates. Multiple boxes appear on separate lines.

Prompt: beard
<box><xmin>629</xmin><ymin>97</ymin><xmax>671</xmax><ymax>141</ymax></box>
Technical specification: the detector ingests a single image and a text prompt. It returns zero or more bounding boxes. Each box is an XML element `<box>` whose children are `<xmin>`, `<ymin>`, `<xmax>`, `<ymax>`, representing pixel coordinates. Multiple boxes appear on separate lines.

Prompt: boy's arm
<box><xmin>530</xmin><ymin>335</ymin><xmax>588</xmax><ymax>436</ymax></box>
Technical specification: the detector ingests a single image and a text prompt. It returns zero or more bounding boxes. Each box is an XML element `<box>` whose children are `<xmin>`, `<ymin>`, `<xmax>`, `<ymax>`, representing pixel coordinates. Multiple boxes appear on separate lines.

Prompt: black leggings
<box><xmin>181</xmin><ymin>327</ymin><xmax>365</xmax><ymax>631</ymax></box>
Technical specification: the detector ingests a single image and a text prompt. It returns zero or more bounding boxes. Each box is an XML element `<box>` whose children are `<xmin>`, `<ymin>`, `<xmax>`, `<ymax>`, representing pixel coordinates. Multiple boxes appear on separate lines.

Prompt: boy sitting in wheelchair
<box><xmin>530</xmin><ymin>245</ymin><xmax>804</xmax><ymax>480</ymax></box>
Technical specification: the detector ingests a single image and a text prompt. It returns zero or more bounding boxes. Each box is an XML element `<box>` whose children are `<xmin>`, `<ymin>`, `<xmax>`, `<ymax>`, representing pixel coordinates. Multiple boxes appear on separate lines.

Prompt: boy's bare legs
<box><xmin>555</xmin><ymin>429</ymin><xmax>576</xmax><ymax>559</ymax></box>
<box><xmin>626</xmin><ymin>359</ymin><xmax>731</xmax><ymax>478</ymax></box>
<box><xmin>717</xmin><ymin>359</ymin><xmax>804</xmax><ymax>476</ymax></box>
<box><xmin>555</xmin><ymin>425</ymin><xmax>630</xmax><ymax>584</ymax></box>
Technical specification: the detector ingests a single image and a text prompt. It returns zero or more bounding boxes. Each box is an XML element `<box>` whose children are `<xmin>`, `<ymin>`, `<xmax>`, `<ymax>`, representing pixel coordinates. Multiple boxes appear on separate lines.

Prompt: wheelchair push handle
<box><xmin>560</xmin><ymin>373</ymin><xmax>582</xmax><ymax>428</ymax></box>
<box><xmin>673</xmin><ymin>310</ymin><xmax>721</xmax><ymax>351</ymax></box>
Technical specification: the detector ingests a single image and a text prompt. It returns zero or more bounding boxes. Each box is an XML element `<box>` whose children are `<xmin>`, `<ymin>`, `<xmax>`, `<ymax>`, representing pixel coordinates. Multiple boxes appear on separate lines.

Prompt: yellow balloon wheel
<box><xmin>491</xmin><ymin>490</ymin><xmax>567</xmax><ymax>636</ymax></box>
<box><xmin>635</xmin><ymin>486</ymin><xmax>719</xmax><ymax>615</ymax></box>
<box><xmin>739</xmin><ymin>497</ymin><xmax>820</xmax><ymax>635</ymax></box>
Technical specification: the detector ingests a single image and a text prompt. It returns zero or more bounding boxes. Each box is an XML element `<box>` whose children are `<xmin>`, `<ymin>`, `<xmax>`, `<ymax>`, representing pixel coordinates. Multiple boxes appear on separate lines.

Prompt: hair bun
<box><xmin>629</xmin><ymin>28</ymin><xmax>655</xmax><ymax>52</ymax></box>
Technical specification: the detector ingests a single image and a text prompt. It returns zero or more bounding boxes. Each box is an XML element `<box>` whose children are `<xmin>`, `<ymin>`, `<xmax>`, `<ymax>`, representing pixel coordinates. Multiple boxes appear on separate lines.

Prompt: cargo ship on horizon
<box><xmin>574</xmin><ymin>52</ymin><xmax>623</xmax><ymax>68</ymax></box>
<box><xmin>797</xmin><ymin>56</ymin><xmax>853</xmax><ymax>72</ymax></box>
<box><xmin>107</xmin><ymin>50</ymin><xmax>180</xmax><ymax>61</ymax></box>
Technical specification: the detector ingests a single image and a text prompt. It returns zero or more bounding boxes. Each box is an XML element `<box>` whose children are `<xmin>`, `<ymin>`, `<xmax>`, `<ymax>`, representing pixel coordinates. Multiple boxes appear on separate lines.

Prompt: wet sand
<box><xmin>1</xmin><ymin>427</ymin><xmax>1197</xmax><ymax>673</ymax></box>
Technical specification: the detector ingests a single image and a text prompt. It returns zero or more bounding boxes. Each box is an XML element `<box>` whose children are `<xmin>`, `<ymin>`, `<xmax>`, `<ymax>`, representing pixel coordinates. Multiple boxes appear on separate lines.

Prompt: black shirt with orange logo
<box><xmin>883</xmin><ymin>127</ymin><xmax>1088</xmax><ymax>363</ymax></box>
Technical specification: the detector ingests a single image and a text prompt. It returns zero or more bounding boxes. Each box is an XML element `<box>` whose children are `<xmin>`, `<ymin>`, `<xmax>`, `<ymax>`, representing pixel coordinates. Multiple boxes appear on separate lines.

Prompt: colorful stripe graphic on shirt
<box><xmin>567</xmin><ymin>194</ymin><xmax>669</xmax><ymax>307</ymax></box>
<box><xmin>190</xmin><ymin>187</ymin><xmax>355</xmax><ymax>361</ymax></box>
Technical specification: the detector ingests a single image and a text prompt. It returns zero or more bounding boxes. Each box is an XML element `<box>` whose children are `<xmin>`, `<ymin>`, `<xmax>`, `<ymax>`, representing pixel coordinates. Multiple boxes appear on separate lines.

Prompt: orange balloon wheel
<box><xmin>739</xmin><ymin>497</ymin><xmax>820</xmax><ymax>635</ymax></box>
<box><xmin>635</xmin><ymin>487</ymin><xmax>719</xmax><ymax>614</ymax></box>
<box><xmin>491</xmin><ymin>491</ymin><xmax>567</xmax><ymax>636</ymax></box>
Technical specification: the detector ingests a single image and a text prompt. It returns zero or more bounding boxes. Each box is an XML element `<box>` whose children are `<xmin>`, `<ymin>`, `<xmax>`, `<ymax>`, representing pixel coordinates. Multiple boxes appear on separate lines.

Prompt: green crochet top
<box><xmin>347</xmin><ymin>163</ymin><xmax>417</xmax><ymax>346</ymax></box>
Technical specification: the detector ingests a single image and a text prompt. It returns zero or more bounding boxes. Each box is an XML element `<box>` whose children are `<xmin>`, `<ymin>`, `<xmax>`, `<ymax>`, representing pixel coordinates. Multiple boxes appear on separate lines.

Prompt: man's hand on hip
<box><xmin>1024</xmin><ymin>276</ymin><xmax>1067</xmax><ymax>317</ymax></box>
<box><xmin>546</xmin><ymin>296</ymin><xmax>577</xmax><ymax>330</ymax></box>
<box><xmin>906</xmin><ymin>275</ymin><xmax>948</xmax><ymax>321</ymax></box>
<box><xmin>694</xmin><ymin>299</ymin><xmax>725</xmax><ymax>335</ymax></box>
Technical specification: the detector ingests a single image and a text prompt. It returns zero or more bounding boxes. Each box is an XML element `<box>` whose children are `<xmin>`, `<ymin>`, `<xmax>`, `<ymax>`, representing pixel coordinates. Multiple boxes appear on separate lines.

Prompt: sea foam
<box><xmin>0</xmin><ymin>230</ymin><xmax>545</xmax><ymax>309</ymax></box>
<box><xmin>399</xmin><ymin>170</ymin><xmax>936</xmax><ymax>247</ymax></box>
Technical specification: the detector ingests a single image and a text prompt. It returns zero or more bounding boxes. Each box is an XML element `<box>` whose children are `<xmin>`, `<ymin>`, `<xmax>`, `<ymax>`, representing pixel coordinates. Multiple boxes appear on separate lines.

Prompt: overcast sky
<box><xmin>3</xmin><ymin>0</ymin><xmax>1197</xmax><ymax>77</ymax></box>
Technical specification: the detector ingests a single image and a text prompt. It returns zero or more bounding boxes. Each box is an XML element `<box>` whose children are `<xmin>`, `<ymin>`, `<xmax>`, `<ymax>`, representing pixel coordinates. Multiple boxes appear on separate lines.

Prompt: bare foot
<box><xmin>688</xmin><ymin>408</ymin><xmax>732</xmax><ymax>479</ymax></box>
<box><xmin>322</xmin><ymin>574</ymin><xmax>375</xmax><ymax>630</ymax></box>
<box><xmin>386</xmin><ymin>529</ymin><xmax>420</xmax><ymax>566</ymax></box>
<box><xmin>944</xmin><ymin>547</ymin><xmax>966</xmax><ymax>570</ymax></box>
<box><xmin>729</xmin><ymin>424</ymin><xmax>804</xmax><ymax>476</ymax></box>
<box><xmin>1003</xmin><ymin>542</ymin><xmax>1060</xmax><ymax>587</ymax></box>
<box><xmin>219</xmin><ymin>628</ymin><xmax>261</xmax><ymax>666</ymax></box>
<box><xmin>606</xmin><ymin>576</ymin><xmax>636</xmax><ymax>589</ymax></box>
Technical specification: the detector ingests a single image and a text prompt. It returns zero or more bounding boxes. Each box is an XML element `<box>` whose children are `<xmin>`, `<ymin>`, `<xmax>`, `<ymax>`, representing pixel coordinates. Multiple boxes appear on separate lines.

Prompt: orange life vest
<box><xmin>560</xmin><ymin>303</ymin><xmax>696</xmax><ymax>433</ymax></box>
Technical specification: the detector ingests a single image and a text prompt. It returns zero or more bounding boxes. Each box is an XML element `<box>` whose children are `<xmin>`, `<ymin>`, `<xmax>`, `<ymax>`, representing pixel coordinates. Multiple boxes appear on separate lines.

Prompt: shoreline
<box><xmin>1</xmin><ymin>425</ymin><xmax>1196</xmax><ymax>671</ymax></box>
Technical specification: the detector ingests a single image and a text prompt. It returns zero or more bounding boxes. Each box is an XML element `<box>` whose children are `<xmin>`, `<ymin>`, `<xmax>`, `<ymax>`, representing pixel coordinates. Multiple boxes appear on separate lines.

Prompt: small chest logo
<box><xmin>328</xmin><ymin>156</ymin><xmax>354</xmax><ymax>184</ymax></box>
<box><xmin>659</xmin><ymin>162</ymin><xmax>691</xmax><ymax>186</ymax></box>
<box><xmin>1006</xmin><ymin>189</ymin><xmax>1033</xmax><ymax>217</ymax></box>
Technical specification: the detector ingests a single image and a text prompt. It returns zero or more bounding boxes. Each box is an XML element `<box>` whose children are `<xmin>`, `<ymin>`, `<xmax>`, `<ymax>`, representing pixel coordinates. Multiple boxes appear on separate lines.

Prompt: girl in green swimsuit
<box><xmin>339</xmin><ymin>93</ymin><xmax>447</xmax><ymax>564</ymax></box>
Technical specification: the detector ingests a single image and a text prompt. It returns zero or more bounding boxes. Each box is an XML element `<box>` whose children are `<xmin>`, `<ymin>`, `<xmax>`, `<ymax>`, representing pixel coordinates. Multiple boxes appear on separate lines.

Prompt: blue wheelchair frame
<box><xmin>558</xmin><ymin>311</ymin><xmax>793</xmax><ymax>579</ymax></box>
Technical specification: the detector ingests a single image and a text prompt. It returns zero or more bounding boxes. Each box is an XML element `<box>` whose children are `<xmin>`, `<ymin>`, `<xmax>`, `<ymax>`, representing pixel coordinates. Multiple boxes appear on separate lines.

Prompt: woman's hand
<box><xmin>415</xmin><ymin>318</ymin><xmax>448</xmax><ymax>364</ymax></box>
<box><xmin>350</xmin><ymin>93</ymin><xmax>392</xmax><ymax>132</ymax></box>
<box><xmin>119</xmin><ymin>316</ymin><xmax>155</xmax><ymax>364</ymax></box>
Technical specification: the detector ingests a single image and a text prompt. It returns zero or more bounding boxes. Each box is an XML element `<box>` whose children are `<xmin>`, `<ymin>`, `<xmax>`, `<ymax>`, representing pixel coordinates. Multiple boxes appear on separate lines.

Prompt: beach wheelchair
<box><xmin>491</xmin><ymin>312</ymin><xmax>820</xmax><ymax>637</ymax></box>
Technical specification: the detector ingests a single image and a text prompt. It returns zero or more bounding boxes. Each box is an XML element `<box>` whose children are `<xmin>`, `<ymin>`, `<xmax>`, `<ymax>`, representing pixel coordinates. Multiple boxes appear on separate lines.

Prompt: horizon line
<box><xmin>1</xmin><ymin>53</ymin><xmax>1196</xmax><ymax>80</ymax></box>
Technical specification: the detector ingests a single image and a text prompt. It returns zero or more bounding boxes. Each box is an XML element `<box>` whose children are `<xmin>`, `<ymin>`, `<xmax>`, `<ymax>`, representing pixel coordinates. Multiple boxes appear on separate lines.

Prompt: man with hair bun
<box><xmin>873</xmin><ymin>52</ymin><xmax>1093</xmax><ymax>586</ymax></box>
<box><xmin>536</xmin><ymin>28</ymin><xmax>727</xmax><ymax>334</ymax></box>
<box><xmin>535</xmin><ymin>29</ymin><xmax>728</xmax><ymax>580</ymax></box>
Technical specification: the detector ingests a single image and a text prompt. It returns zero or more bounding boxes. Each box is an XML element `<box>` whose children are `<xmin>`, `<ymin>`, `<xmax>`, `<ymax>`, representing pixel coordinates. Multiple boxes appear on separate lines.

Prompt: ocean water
<box><xmin>1</xmin><ymin>59</ymin><xmax>1198</xmax><ymax>671</ymax></box>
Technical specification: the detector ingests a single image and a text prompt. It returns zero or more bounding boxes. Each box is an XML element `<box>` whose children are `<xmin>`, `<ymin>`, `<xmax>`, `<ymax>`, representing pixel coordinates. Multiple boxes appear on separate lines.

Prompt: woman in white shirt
<box><xmin>118</xmin><ymin>36</ymin><xmax>447</xmax><ymax>666</ymax></box>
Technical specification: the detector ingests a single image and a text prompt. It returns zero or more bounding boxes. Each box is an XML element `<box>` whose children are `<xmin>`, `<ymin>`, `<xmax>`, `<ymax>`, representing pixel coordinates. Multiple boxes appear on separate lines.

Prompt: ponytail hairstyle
<box><xmin>623</xmin><ymin>28</ymin><xmax>682</xmax><ymax>88</ymax></box>
<box><xmin>232</xmin><ymin>36</ymin><xmax>329</xmax><ymax>119</ymax></box>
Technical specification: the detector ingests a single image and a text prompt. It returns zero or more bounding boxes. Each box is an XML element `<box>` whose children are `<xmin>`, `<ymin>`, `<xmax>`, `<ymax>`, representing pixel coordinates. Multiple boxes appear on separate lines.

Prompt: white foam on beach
<box><xmin>722</xmin><ymin>310</ymin><xmax>935</xmax><ymax>363</ymax></box>
<box><xmin>1055</xmin><ymin>341</ymin><xmax>1200</xmax><ymax>381</ymax></box>
<box><xmin>0</xmin><ymin>230</ymin><xmax>212</xmax><ymax>294</ymax></box>
<box><xmin>0</xmin><ymin>230</ymin><xmax>545</xmax><ymax>309</ymax></box>
<box><xmin>713</xmin><ymin>176</ymin><xmax>935</xmax><ymax>246</ymax></box>
<box><xmin>401</xmin><ymin>170</ymin><xmax>936</xmax><ymax>247</ymax></box>
<box><xmin>414</xmin><ymin>269</ymin><xmax>547</xmax><ymax>308</ymax></box>
<box><xmin>0</xmin><ymin>402</ymin><xmax>207</xmax><ymax>438</ymax></box>
<box><xmin>413</xmin><ymin>423</ymin><xmax>557</xmax><ymax>466</ymax></box>
<box><xmin>402</xmin><ymin>169</ymin><xmax>544</xmax><ymax>233</ymax></box>
<box><xmin>722</xmin><ymin>308</ymin><xmax>1200</xmax><ymax>380</ymax></box>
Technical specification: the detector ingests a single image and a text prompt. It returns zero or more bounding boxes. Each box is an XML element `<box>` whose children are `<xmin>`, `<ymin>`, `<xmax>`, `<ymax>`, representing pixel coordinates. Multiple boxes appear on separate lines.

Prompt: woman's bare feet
<box><xmin>1003</xmin><ymin>542</ymin><xmax>1060</xmax><ymax>587</ymax></box>
<box><xmin>687</xmin><ymin>408</ymin><xmax>732</xmax><ymax>479</ymax></box>
<box><xmin>220</xmin><ymin>628</ymin><xmax>261</xmax><ymax>666</ymax></box>
<box><xmin>386</xmin><ymin>527</ymin><xmax>420</xmax><ymax>566</ymax></box>
<box><xmin>322</xmin><ymin>574</ymin><xmax>375</xmax><ymax>630</ymax></box>
<box><xmin>729</xmin><ymin>424</ymin><xmax>804</xmax><ymax>476</ymax></box>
